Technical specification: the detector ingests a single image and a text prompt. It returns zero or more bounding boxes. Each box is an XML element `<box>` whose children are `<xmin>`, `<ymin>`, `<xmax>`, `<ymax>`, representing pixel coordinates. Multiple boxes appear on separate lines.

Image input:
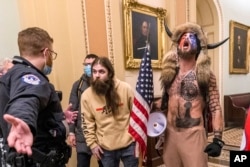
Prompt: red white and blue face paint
<box><xmin>177</xmin><ymin>32</ymin><xmax>199</xmax><ymax>59</ymax></box>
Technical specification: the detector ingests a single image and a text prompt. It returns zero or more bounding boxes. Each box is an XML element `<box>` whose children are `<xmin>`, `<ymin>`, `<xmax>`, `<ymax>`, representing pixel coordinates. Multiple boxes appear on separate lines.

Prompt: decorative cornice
<box><xmin>186</xmin><ymin>0</ymin><xmax>190</xmax><ymax>21</ymax></box>
<box><xmin>104</xmin><ymin>0</ymin><xmax>114</xmax><ymax>65</ymax></box>
<box><xmin>81</xmin><ymin>0</ymin><xmax>89</xmax><ymax>55</ymax></box>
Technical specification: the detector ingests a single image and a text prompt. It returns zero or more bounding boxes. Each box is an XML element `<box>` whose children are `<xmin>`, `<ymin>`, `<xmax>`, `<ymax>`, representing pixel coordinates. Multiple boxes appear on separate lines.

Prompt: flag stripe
<box><xmin>129</xmin><ymin>119</ymin><xmax>147</xmax><ymax>146</ymax></box>
<box><xmin>130</xmin><ymin>111</ymin><xmax>147</xmax><ymax>135</ymax></box>
<box><xmin>132</xmin><ymin>94</ymin><xmax>150</xmax><ymax>123</ymax></box>
<box><xmin>241</xmin><ymin>107</ymin><xmax>250</xmax><ymax>151</ymax></box>
<box><xmin>134</xmin><ymin>91</ymin><xmax>151</xmax><ymax>117</ymax></box>
<box><xmin>128</xmin><ymin>48</ymin><xmax>154</xmax><ymax>158</ymax></box>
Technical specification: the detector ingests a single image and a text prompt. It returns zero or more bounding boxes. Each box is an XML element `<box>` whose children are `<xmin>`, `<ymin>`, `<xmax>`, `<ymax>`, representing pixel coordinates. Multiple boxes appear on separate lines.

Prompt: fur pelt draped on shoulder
<box><xmin>160</xmin><ymin>50</ymin><xmax>178</xmax><ymax>89</ymax></box>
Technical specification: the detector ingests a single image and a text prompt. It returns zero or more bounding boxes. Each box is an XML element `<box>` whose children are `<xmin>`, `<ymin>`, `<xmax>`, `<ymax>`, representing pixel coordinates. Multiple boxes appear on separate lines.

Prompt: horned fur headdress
<box><xmin>160</xmin><ymin>22</ymin><xmax>228</xmax><ymax>91</ymax></box>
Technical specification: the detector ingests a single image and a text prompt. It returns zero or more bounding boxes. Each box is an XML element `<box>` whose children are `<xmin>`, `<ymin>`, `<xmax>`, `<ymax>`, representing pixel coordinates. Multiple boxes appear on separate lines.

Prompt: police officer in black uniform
<box><xmin>0</xmin><ymin>27</ymin><xmax>71</xmax><ymax>167</ymax></box>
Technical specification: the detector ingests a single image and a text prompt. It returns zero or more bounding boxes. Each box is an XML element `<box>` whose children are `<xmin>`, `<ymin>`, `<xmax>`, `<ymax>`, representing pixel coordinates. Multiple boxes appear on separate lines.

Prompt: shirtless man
<box><xmin>160</xmin><ymin>22</ymin><xmax>226</xmax><ymax>167</ymax></box>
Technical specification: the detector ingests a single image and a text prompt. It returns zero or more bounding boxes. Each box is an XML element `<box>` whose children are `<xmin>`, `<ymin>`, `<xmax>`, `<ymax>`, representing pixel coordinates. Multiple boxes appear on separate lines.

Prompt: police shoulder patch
<box><xmin>22</xmin><ymin>74</ymin><xmax>41</xmax><ymax>85</ymax></box>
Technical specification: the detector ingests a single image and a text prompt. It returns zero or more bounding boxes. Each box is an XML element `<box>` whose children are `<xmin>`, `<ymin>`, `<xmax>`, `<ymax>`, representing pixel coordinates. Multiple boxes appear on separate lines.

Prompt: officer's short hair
<box><xmin>18</xmin><ymin>27</ymin><xmax>54</xmax><ymax>56</ymax></box>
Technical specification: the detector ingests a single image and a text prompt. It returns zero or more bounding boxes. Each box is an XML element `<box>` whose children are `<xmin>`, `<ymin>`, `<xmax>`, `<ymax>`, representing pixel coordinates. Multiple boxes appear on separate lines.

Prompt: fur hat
<box><xmin>160</xmin><ymin>22</ymin><xmax>211</xmax><ymax>90</ymax></box>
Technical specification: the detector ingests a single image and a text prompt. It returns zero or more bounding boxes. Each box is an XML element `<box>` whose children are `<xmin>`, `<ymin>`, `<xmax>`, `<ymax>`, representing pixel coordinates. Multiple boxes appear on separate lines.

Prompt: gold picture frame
<box><xmin>123</xmin><ymin>0</ymin><xmax>166</xmax><ymax>69</ymax></box>
<box><xmin>229</xmin><ymin>20</ymin><xmax>250</xmax><ymax>74</ymax></box>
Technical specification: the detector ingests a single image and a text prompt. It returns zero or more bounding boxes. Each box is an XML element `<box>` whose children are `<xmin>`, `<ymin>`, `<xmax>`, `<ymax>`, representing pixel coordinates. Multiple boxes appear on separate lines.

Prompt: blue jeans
<box><xmin>100</xmin><ymin>142</ymin><xmax>138</xmax><ymax>167</ymax></box>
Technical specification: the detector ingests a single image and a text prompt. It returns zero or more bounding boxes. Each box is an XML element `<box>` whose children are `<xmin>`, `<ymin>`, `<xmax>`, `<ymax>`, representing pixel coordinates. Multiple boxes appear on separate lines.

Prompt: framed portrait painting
<box><xmin>229</xmin><ymin>20</ymin><xmax>250</xmax><ymax>74</ymax></box>
<box><xmin>123</xmin><ymin>0</ymin><xmax>166</xmax><ymax>69</ymax></box>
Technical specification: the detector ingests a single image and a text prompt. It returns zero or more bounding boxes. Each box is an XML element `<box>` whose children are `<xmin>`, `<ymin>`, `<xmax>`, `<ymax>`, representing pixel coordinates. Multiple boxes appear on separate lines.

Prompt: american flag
<box><xmin>240</xmin><ymin>107</ymin><xmax>250</xmax><ymax>150</ymax></box>
<box><xmin>128</xmin><ymin>49</ymin><xmax>154</xmax><ymax>157</ymax></box>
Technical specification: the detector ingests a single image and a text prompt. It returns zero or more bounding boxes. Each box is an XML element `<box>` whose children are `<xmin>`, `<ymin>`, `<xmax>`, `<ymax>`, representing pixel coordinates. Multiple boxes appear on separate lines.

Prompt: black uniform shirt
<box><xmin>0</xmin><ymin>56</ymin><xmax>66</xmax><ymax>151</ymax></box>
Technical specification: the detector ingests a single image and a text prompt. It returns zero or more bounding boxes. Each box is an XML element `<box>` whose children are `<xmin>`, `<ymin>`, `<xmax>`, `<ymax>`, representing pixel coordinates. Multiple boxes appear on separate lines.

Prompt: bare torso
<box><xmin>167</xmin><ymin>69</ymin><xmax>205</xmax><ymax>131</ymax></box>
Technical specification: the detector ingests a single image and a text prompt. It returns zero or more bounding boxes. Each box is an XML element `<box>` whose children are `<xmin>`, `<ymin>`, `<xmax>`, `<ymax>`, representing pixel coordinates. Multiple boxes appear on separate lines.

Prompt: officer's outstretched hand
<box><xmin>3</xmin><ymin>114</ymin><xmax>33</xmax><ymax>156</ymax></box>
<box><xmin>64</xmin><ymin>103</ymin><xmax>78</xmax><ymax>124</ymax></box>
<box><xmin>204</xmin><ymin>138</ymin><xmax>224</xmax><ymax>157</ymax></box>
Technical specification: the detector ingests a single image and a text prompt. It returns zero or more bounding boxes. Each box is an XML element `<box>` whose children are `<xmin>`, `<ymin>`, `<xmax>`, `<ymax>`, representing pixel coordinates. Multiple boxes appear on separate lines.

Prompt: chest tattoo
<box><xmin>175</xmin><ymin>71</ymin><xmax>201</xmax><ymax>128</ymax></box>
<box><xmin>180</xmin><ymin>72</ymin><xmax>198</xmax><ymax>101</ymax></box>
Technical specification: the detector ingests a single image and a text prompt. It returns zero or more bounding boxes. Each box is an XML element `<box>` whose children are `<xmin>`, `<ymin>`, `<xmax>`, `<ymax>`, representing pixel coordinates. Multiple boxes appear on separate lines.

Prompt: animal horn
<box><xmin>207</xmin><ymin>37</ymin><xmax>229</xmax><ymax>49</ymax></box>
<box><xmin>164</xmin><ymin>18</ymin><xmax>172</xmax><ymax>38</ymax></box>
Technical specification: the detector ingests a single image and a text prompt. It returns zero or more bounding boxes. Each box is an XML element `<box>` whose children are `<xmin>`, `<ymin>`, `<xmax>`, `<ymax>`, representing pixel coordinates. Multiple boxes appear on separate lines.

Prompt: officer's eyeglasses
<box><xmin>48</xmin><ymin>49</ymin><xmax>57</xmax><ymax>60</ymax></box>
<box><xmin>41</xmin><ymin>48</ymin><xmax>57</xmax><ymax>60</ymax></box>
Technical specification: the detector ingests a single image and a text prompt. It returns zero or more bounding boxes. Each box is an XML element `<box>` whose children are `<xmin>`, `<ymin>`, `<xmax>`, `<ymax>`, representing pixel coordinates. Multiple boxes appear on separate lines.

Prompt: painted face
<box><xmin>178</xmin><ymin>33</ymin><xmax>198</xmax><ymax>51</ymax></box>
<box><xmin>177</xmin><ymin>32</ymin><xmax>198</xmax><ymax>59</ymax></box>
<box><xmin>92</xmin><ymin>63</ymin><xmax>109</xmax><ymax>82</ymax></box>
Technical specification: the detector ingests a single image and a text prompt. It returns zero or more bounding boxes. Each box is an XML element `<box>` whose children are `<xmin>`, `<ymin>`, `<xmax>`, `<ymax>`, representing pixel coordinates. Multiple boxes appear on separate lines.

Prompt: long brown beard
<box><xmin>91</xmin><ymin>78</ymin><xmax>121</xmax><ymax>115</ymax></box>
<box><xmin>92</xmin><ymin>79</ymin><xmax>110</xmax><ymax>95</ymax></box>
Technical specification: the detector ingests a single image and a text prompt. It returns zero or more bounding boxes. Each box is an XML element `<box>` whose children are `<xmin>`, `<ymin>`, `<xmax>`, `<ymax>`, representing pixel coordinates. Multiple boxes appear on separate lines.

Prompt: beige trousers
<box><xmin>162</xmin><ymin>127</ymin><xmax>208</xmax><ymax>167</ymax></box>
